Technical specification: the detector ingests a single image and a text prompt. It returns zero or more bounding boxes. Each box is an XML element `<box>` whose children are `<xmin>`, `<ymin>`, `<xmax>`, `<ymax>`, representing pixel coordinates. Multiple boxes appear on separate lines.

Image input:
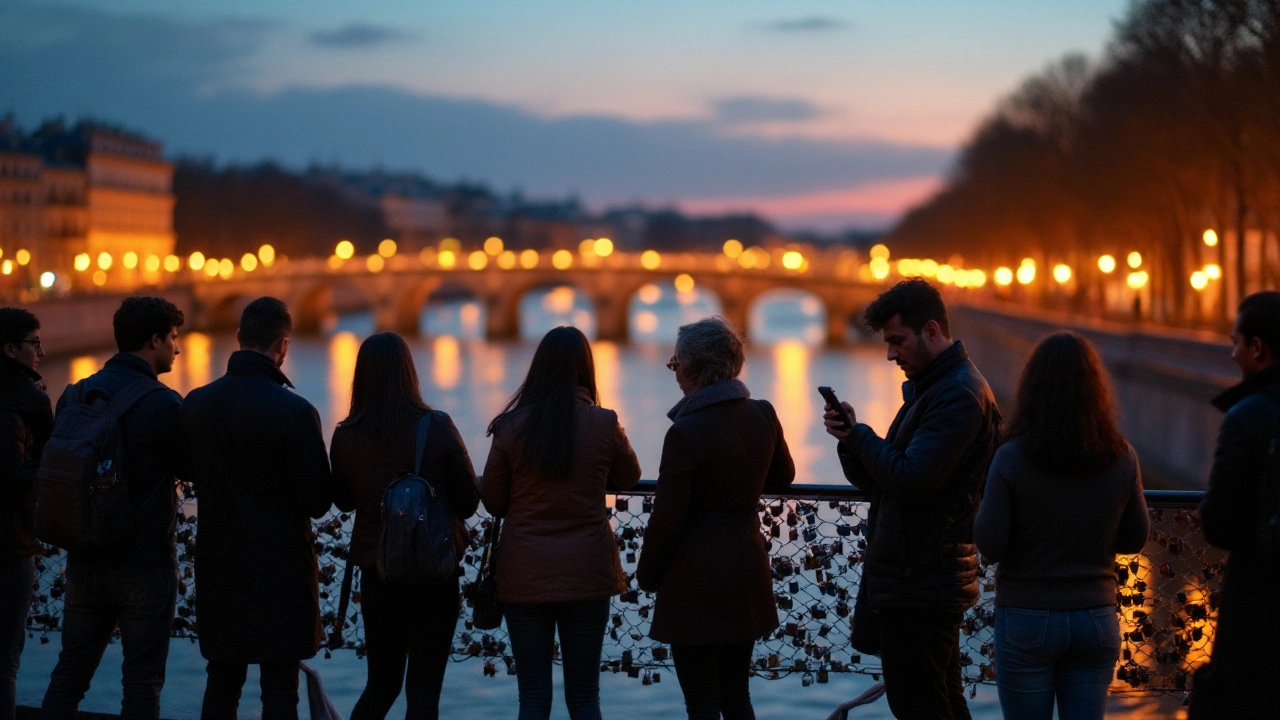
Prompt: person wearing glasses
<box><xmin>638</xmin><ymin>316</ymin><xmax>795</xmax><ymax>720</ymax></box>
<box><xmin>0</xmin><ymin>308</ymin><xmax>52</xmax><ymax>719</ymax></box>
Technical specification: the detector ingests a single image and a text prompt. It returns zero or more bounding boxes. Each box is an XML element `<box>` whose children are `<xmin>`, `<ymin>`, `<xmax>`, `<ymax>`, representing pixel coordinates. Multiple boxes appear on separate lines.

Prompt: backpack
<box><xmin>376</xmin><ymin>411</ymin><xmax>458</xmax><ymax>585</ymax></box>
<box><xmin>34</xmin><ymin>378</ymin><xmax>165</xmax><ymax>551</ymax></box>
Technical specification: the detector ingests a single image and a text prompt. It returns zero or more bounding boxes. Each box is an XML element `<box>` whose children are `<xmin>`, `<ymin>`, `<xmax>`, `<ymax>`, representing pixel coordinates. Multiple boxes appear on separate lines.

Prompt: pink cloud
<box><xmin>679</xmin><ymin>175</ymin><xmax>944</xmax><ymax>226</ymax></box>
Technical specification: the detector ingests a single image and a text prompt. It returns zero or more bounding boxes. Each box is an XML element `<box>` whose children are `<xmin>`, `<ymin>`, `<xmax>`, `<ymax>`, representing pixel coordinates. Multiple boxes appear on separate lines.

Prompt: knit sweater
<box><xmin>974</xmin><ymin>439</ymin><xmax>1149</xmax><ymax>609</ymax></box>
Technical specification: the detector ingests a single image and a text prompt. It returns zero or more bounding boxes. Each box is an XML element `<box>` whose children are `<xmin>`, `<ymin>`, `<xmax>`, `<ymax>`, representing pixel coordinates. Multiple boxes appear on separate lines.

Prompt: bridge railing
<box><xmin>28</xmin><ymin>485</ymin><xmax>1215</xmax><ymax>694</ymax></box>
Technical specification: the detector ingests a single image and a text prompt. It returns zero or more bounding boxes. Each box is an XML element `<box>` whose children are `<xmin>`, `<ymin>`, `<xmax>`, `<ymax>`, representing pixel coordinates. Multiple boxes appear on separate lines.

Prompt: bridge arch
<box><xmin>622</xmin><ymin>277</ymin><xmax>725</xmax><ymax>343</ymax></box>
<box><xmin>289</xmin><ymin>278</ymin><xmax>379</xmax><ymax>335</ymax></box>
<box><xmin>495</xmin><ymin>279</ymin><xmax>597</xmax><ymax>341</ymax></box>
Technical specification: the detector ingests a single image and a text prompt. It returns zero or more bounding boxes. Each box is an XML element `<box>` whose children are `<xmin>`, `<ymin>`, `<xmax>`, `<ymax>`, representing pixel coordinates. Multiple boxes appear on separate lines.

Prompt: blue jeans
<box><xmin>0</xmin><ymin>556</ymin><xmax>34</xmax><ymax>720</ymax></box>
<box><xmin>40</xmin><ymin>560</ymin><xmax>178</xmax><ymax>720</ymax></box>
<box><xmin>504</xmin><ymin>598</ymin><xmax>610</xmax><ymax>720</ymax></box>
<box><xmin>994</xmin><ymin>606</ymin><xmax>1120</xmax><ymax>720</ymax></box>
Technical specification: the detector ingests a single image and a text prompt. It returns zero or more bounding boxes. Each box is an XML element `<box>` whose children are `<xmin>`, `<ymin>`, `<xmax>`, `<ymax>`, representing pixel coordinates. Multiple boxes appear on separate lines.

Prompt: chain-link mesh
<box><xmin>26</xmin><ymin>486</ymin><xmax>1216</xmax><ymax>692</ymax></box>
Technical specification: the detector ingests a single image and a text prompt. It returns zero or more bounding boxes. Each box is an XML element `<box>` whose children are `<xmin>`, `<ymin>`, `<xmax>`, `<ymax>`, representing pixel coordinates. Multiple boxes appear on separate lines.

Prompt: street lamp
<box><xmin>1098</xmin><ymin>255</ymin><xmax>1116</xmax><ymax>274</ymax></box>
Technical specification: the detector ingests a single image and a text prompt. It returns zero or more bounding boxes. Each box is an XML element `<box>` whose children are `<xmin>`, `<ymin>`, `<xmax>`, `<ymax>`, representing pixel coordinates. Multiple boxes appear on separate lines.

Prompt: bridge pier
<box><xmin>594</xmin><ymin>292</ymin><xmax>629</xmax><ymax>342</ymax></box>
<box><xmin>485</xmin><ymin>293</ymin><xmax>519</xmax><ymax>341</ymax></box>
<box><xmin>720</xmin><ymin>299</ymin><xmax>750</xmax><ymax>341</ymax></box>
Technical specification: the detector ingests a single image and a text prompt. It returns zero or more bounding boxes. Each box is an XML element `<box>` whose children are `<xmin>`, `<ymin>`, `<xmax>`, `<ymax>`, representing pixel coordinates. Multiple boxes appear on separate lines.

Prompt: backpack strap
<box><xmin>106</xmin><ymin>378</ymin><xmax>167</xmax><ymax>417</ymax></box>
<box><xmin>412</xmin><ymin>411</ymin><xmax>435</xmax><ymax>476</ymax></box>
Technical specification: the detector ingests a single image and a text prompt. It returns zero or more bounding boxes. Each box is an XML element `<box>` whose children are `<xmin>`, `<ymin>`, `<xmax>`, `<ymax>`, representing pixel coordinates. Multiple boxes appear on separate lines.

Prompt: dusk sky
<box><xmin>1</xmin><ymin>0</ymin><xmax>1126</xmax><ymax>230</ymax></box>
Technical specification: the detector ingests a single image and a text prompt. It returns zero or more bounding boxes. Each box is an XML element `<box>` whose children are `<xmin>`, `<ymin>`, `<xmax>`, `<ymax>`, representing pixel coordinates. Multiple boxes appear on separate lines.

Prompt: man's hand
<box><xmin>823</xmin><ymin>401</ymin><xmax>857</xmax><ymax>441</ymax></box>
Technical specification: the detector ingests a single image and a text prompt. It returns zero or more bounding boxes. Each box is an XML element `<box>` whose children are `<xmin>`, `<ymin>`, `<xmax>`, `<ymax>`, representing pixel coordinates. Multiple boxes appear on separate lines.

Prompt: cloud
<box><xmin>713</xmin><ymin>96</ymin><xmax>821</xmax><ymax>124</ymax></box>
<box><xmin>681</xmin><ymin>176</ymin><xmax>944</xmax><ymax>231</ymax></box>
<box><xmin>0</xmin><ymin>2</ymin><xmax>949</xmax><ymax>227</ymax></box>
<box><xmin>763</xmin><ymin>17</ymin><xmax>849</xmax><ymax>33</ymax></box>
<box><xmin>309</xmin><ymin>23</ymin><xmax>415</xmax><ymax>49</ymax></box>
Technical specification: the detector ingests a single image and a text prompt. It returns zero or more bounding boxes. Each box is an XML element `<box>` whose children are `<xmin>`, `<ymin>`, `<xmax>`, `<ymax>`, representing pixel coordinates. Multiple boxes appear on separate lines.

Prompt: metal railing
<box><xmin>28</xmin><ymin>485</ymin><xmax>1216</xmax><ymax>693</ymax></box>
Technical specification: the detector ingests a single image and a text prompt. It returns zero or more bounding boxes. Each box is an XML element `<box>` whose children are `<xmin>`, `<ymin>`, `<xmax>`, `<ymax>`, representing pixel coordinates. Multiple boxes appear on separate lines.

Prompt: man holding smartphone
<box><xmin>823</xmin><ymin>279</ymin><xmax>1001</xmax><ymax>720</ymax></box>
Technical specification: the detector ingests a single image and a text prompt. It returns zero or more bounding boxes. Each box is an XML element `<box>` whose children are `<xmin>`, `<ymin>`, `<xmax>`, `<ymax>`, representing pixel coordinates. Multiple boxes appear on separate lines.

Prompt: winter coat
<box><xmin>60</xmin><ymin>353</ymin><xmax>185</xmax><ymax>567</ymax></box>
<box><xmin>837</xmin><ymin>341</ymin><xmax>1001</xmax><ymax>613</ymax></box>
<box><xmin>480</xmin><ymin>396</ymin><xmax>641</xmax><ymax>604</ymax></box>
<box><xmin>636</xmin><ymin>379</ymin><xmax>795</xmax><ymax>644</ymax></box>
<box><xmin>0</xmin><ymin>357</ymin><xmax>52</xmax><ymax>559</ymax></box>
<box><xmin>1188</xmin><ymin>365</ymin><xmax>1280</xmax><ymax>720</ymax></box>
<box><xmin>331</xmin><ymin>408</ymin><xmax>480</xmax><ymax>570</ymax></box>
<box><xmin>182</xmin><ymin>350</ymin><xmax>333</xmax><ymax>663</ymax></box>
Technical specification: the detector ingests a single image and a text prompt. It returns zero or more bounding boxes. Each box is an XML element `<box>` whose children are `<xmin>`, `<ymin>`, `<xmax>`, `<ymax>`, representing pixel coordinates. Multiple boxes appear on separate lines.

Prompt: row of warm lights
<box><xmin>332</xmin><ymin>236</ymin><xmax>671</xmax><ymax>274</ymax></box>
<box><xmin>69</xmin><ymin>245</ymin><xmax>278</xmax><ymax>285</ymax></box>
<box><xmin>722</xmin><ymin>239</ymin><xmax>810</xmax><ymax>272</ymax></box>
<box><xmin>896</xmin><ymin>258</ymin><xmax>989</xmax><ymax>288</ymax></box>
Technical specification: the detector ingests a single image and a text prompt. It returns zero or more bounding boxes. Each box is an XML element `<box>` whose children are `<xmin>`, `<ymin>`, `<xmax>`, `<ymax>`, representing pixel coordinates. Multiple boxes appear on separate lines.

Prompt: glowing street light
<box><xmin>497</xmin><ymin>250</ymin><xmax>517</xmax><ymax>269</ymax></box>
<box><xmin>484</xmin><ymin>237</ymin><xmax>504</xmax><ymax>256</ymax></box>
<box><xmin>970</xmin><ymin>270</ymin><xmax>988</xmax><ymax>287</ymax></box>
<box><xmin>123</xmin><ymin>252</ymin><xmax>138</xmax><ymax>270</ymax></box>
<box><xmin>366</xmin><ymin>254</ymin><xmax>385</xmax><ymax>273</ymax></box>
<box><xmin>1016</xmin><ymin>260</ymin><xmax>1036</xmax><ymax>285</ymax></box>
<box><xmin>995</xmin><ymin>267</ymin><xmax>1014</xmax><ymax>286</ymax></box>
<box><xmin>218</xmin><ymin>258</ymin><xmax>234</xmax><ymax>279</ymax></box>
<box><xmin>640</xmin><ymin>250</ymin><xmax>661</xmax><ymax>270</ymax></box>
<box><xmin>74</xmin><ymin>253</ymin><xmax>91</xmax><ymax>272</ymax></box>
<box><xmin>468</xmin><ymin>251</ymin><xmax>488</xmax><ymax>270</ymax></box>
<box><xmin>937</xmin><ymin>264</ymin><xmax>956</xmax><ymax>285</ymax></box>
<box><xmin>1203</xmin><ymin>229</ymin><xmax>1219</xmax><ymax>247</ymax></box>
<box><xmin>1190</xmin><ymin>271</ymin><xmax>1208</xmax><ymax>290</ymax></box>
<box><xmin>1204</xmin><ymin>263</ymin><xmax>1222</xmax><ymax>280</ymax></box>
<box><xmin>520</xmin><ymin>249</ymin><xmax>539</xmax><ymax>269</ymax></box>
<box><xmin>15</xmin><ymin>249</ymin><xmax>30</xmax><ymax>266</ymax></box>
<box><xmin>781</xmin><ymin>251</ymin><xmax>804</xmax><ymax>270</ymax></box>
<box><xmin>164</xmin><ymin>255</ymin><xmax>181</xmax><ymax>272</ymax></box>
<box><xmin>593</xmin><ymin>238</ymin><xmax>614</xmax><ymax>257</ymax></box>
<box><xmin>335</xmin><ymin>240</ymin><xmax>355</xmax><ymax>260</ymax></box>
<box><xmin>1052</xmin><ymin>264</ymin><xmax>1072</xmax><ymax>284</ymax></box>
<box><xmin>188</xmin><ymin>252</ymin><xmax>206</xmax><ymax>271</ymax></box>
<box><xmin>869</xmin><ymin>243</ymin><xmax>890</xmax><ymax>260</ymax></box>
<box><xmin>869</xmin><ymin>257</ymin><xmax>890</xmax><ymax>280</ymax></box>
<box><xmin>1098</xmin><ymin>255</ymin><xmax>1116</xmax><ymax>274</ymax></box>
<box><xmin>241</xmin><ymin>253</ymin><xmax>259</xmax><ymax>272</ymax></box>
<box><xmin>378</xmin><ymin>239</ymin><xmax>397</xmax><ymax>258</ymax></box>
<box><xmin>921</xmin><ymin>259</ymin><xmax>939</xmax><ymax>277</ymax></box>
<box><xmin>674</xmin><ymin>273</ymin><xmax>695</xmax><ymax>293</ymax></box>
<box><xmin>1127</xmin><ymin>251</ymin><xmax>1142</xmax><ymax>269</ymax></box>
<box><xmin>722</xmin><ymin>239</ymin><xmax>743</xmax><ymax>258</ymax></box>
<box><xmin>258</xmin><ymin>244</ymin><xmax>276</xmax><ymax>266</ymax></box>
<box><xmin>97</xmin><ymin>252</ymin><xmax>113</xmax><ymax>271</ymax></box>
<box><xmin>552</xmin><ymin>249</ymin><xmax>573</xmax><ymax>270</ymax></box>
<box><xmin>1126</xmin><ymin>271</ymin><xmax>1149</xmax><ymax>289</ymax></box>
<box><xmin>438</xmin><ymin>250</ymin><xmax>457</xmax><ymax>269</ymax></box>
<box><xmin>39</xmin><ymin>271</ymin><xmax>55</xmax><ymax>289</ymax></box>
<box><xmin>144</xmin><ymin>255</ymin><xmax>161</xmax><ymax>272</ymax></box>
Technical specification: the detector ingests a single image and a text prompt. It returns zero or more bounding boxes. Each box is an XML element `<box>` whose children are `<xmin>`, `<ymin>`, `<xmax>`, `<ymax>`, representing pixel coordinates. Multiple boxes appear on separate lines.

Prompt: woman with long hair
<box><xmin>975</xmin><ymin>332</ymin><xmax>1149</xmax><ymax>720</ymax></box>
<box><xmin>636</xmin><ymin>316</ymin><xmax>794</xmax><ymax>720</ymax></box>
<box><xmin>331</xmin><ymin>332</ymin><xmax>479</xmax><ymax>719</ymax></box>
<box><xmin>481</xmin><ymin>326</ymin><xmax>641</xmax><ymax>720</ymax></box>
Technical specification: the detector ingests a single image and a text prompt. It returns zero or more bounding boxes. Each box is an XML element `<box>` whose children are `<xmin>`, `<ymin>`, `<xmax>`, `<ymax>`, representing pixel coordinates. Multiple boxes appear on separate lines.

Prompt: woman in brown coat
<box><xmin>331</xmin><ymin>332</ymin><xmax>480</xmax><ymax>719</ymax></box>
<box><xmin>637</xmin><ymin>316</ymin><xmax>795</xmax><ymax>720</ymax></box>
<box><xmin>481</xmin><ymin>326</ymin><xmax>641</xmax><ymax>720</ymax></box>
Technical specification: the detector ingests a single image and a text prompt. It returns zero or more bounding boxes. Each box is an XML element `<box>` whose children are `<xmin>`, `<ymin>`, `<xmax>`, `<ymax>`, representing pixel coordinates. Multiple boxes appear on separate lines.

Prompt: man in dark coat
<box><xmin>1189</xmin><ymin>291</ymin><xmax>1280</xmax><ymax>720</ymax></box>
<box><xmin>824</xmin><ymin>279</ymin><xmax>1000</xmax><ymax>720</ymax></box>
<box><xmin>41</xmin><ymin>297</ymin><xmax>187</xmax><ymax>719</ymax></box>
<box><xmin>0</xmin><ymin>307</ymin><xmax>52</xmax><ymax>717</ymax></box>
<box><xmin>181</xmin><ymin>297</ymin><xmax>332</xmax><ymax>720</ymax></box>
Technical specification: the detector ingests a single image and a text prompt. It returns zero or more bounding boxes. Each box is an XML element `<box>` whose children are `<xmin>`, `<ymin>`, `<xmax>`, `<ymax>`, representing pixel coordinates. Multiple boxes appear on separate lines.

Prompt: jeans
<box><xmin>878</xmin><ymin>609</ymin><xmax>970</xmax><ymax>720</ymax></box>
<box><xmin>993</xmin><ymin>606</ymin><xmax>1120</xmax><ymax>720</ymax></box>
<box><xmin>0</xmin><ymin>556</ymin><xmax>34</xmax><ymax>720</ymax></box>
<box><xmin>671</xmin><ymin>641</ymin><xmax>756</xmax><ymax>720</ymax></box>
<box><xmin>351</xmin><ymin>569</ymin><xmax>460</xmax><ymax>720</ymax></box>
<box><xmin>40</xmin><ymin>560</ymin><xmax>177</xmax><ymax>720</ymax></box>
<box><xmin>504</xmin><ymin>598</ymin><xmax>610</xmax><ymax>720</ymax></box>
<box><xmin>200</xmin><ymin>661</ymin><xmax>301</xmax><ymax>720</ymax></box>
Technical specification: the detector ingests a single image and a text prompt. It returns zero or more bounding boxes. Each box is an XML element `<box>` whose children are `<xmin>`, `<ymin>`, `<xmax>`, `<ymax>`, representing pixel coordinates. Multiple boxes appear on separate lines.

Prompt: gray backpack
<box><xmin>376</xmin><ymin>411</ymin><xmax>457</xmax><ymax>584</ymax></box>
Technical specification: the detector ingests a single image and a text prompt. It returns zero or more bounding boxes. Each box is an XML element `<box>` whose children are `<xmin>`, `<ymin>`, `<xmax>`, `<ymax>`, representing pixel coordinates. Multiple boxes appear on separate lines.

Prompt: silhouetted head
<box><xmin>114</xmin><ymin>296</ymin><xmax>184</xmax><ymax>375</ymax></box>
<box><xmin>1231</xmin><ymin>291</ymin><xmax>1280</xmax><ymax>379</ymax></box>
<box><xmin>671</xmin><ymin>316</ymin><xmax>744</xmax><ymax>395</ymax></box>
<box><xmin>0</xmin><ymin>307</ymin><xmax>42</xmax><ymax>372</ymax></box>
<box><xmin>488</xmin><ymin>326</ymin><xmax>599</xmax><ymax>478</ymax></box>
<box><xmin>863</xmin><ymin>279</ymin><xmax>951</xmax><ymax>379</ymax></box>
<box><xmin>238</xmin><ymin>296</ymin><xmax>292</xmax><ymax>366</ymax></box>
<box><xmin>342</xmin><ymin>331</ymin><xmax>428</xmax><ymax>438</ymax></box>
<box><xmin>1006</xmin><ymin>332</ymin><xmax>1127</xmax><ymax>472</ymax></box>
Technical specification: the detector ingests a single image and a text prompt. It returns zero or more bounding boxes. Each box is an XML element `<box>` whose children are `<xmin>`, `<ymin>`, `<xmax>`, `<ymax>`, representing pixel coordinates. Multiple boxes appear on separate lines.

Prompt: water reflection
<box><xmin>627</xmin><ymin>281</ymin><xmax>721</xmax><ymax>343</ymax></box>
<box><xmin>521</xmin><ymin>286</ymin><xmax>594</xmax><ymax>340</ymax></box>
<box><xmin>421</xmin><ymin>298</ymin><xmax>485</xmax><ymax>340</ymax></box>
<box><xmin>771</xmin><ymin>341</ymin><xmax>816</xmax><ymax>481</ymax></box>
<box><xmin>750</xmin><ymin>289</ymin><xmax>827</xmax><ymax>346</ymax></box>
<box><xmin>328</xmin><ymin>332</ymin><xmax>359</xmax><ymax>425</ymax></box>
<box><xmin>431</xmin><ymin>336</ymin><xmax>461</xmax><ymax>390</ymax></box>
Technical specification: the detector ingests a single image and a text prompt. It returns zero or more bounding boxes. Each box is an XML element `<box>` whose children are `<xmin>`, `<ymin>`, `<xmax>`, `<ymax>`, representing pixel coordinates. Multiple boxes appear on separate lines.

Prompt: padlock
<box><xmin>616</xmin><ymin>497</ymin><xmax>630</xmax><ymax>512</ymax></box>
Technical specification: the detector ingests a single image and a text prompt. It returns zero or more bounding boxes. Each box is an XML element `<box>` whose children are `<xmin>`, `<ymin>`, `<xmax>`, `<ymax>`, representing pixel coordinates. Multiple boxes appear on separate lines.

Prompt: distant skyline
<box><xmin>0</xmin><ymin>0</ymin><xmax>1127</xmax><ymax>231</ymax></box>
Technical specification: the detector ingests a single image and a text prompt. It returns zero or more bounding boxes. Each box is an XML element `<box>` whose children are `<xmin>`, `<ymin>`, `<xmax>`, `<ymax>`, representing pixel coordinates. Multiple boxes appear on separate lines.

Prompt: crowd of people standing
<box><xmin>0</xmin><ymin>278</ymin><xmax>1274</xmax><ymax>720</ymax></box>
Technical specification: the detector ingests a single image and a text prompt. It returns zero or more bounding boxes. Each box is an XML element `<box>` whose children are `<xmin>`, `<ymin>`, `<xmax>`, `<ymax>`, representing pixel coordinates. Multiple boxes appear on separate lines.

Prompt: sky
<box><xmin>0</xmin><ymin>0</ymin><xmax>1128</xmax><ymax>231</ymax></box>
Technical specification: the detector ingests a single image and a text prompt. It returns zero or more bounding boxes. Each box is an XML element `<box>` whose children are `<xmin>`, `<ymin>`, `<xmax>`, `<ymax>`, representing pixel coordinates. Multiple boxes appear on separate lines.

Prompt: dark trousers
<box><xmin>40</xmin><ymin>560</ymin><xmax>177</xmax><ymax>720</ymax></box>
<box><xmin>200</xmin><ymin>661</ymin><xmax>300</xmax><ymax>720</ymax></box>
<box><xmin>670</xmin><ymin>641</ymin><xmax>756</xmax><ymax>720</ymax></box>
<box><xmin>504</xmin><ymin>598</ymin><xmax>610</xmax><ymax>720</ymax></box>
<box><xmin>0</xmin><ymin>556</ymin><xmax>34</xmax><ymax>720</ymax></box>
<box><xmin>878</xmin><ymin>609</ymin><xmax>971</xmax><ymax>720</ymax></box>
<box><xmin>351</xmin><ymin>569</ymin><xmax>460</xmax><ymax>720</ymax></box>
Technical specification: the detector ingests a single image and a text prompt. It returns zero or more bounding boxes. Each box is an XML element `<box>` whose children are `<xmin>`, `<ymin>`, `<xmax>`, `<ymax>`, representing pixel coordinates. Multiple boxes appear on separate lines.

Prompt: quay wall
<box><xmin>14</xmin><ymin>289</ymin><xmax>195</xmax><ymax>357</ymax></box>
<box><xmin>951</xmin><ymin>303</ymin><xmax>1234</xmax><ymax>489</ymax></box>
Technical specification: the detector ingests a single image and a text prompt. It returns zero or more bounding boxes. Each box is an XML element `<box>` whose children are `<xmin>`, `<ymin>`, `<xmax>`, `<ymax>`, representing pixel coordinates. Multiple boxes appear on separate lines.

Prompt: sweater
<box><xmin>974</xmin><ymin>439</ymin><xmax>1149</xmax><ymax>609</ymax></box>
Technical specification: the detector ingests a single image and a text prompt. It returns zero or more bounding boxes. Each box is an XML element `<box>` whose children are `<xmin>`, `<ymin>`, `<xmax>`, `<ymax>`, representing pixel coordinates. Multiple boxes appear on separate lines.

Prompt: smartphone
<box><xmin>818</xmin><ymin>386</ymin><xmax>854</xmax><ymax>430</ymax></box>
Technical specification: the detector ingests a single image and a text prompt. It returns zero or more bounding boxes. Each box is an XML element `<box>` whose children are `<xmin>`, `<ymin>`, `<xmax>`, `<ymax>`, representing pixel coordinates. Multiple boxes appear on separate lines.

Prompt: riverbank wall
<box><xmin>951</xmin><ymin>303</ymin><xmax>1233</xmax><ymax>489</ymax></box>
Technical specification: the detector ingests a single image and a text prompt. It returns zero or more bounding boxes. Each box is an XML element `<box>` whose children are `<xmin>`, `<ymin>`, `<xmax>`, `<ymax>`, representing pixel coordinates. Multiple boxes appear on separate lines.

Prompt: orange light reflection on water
<box><xmin>432</xmin><ymin>336</ymin><xmax>461</xmax><ymax>390</ymax></box>
<box><xmin>68</xmin><ymin>356</ymin><xmax>97</xmax><ymax>384</ymax></box>
<box><xmin>771</xmin><ymin>340</ymin><xmax>816</xmax><ymax>481</ymax></box>
<box><xmin>328</xmin><ymin>332</ymin><xmax>359</xmax><ymax>424</ymax></box>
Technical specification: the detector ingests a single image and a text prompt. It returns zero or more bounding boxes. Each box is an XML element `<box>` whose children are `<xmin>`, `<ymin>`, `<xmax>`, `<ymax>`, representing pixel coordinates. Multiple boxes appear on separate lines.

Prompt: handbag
<box><xmin>471</xmin><ymin>516</ymin><xmax>504</xmax><ymax>630</ymax></box>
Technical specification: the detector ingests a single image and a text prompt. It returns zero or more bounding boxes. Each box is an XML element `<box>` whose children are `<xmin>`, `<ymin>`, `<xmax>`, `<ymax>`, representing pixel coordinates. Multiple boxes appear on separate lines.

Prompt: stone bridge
<box><xmin>183</xmin><ymin>249</ymin><xmax>883</xmax><ymax>344</ymax></box>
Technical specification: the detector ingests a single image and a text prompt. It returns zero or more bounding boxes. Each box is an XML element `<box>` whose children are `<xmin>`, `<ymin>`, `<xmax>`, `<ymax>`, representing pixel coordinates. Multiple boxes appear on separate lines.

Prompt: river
<box><xmin>14</xmin><ymin>286</ymin><xmax>1179</xmax><ymax>718</ymax></box>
